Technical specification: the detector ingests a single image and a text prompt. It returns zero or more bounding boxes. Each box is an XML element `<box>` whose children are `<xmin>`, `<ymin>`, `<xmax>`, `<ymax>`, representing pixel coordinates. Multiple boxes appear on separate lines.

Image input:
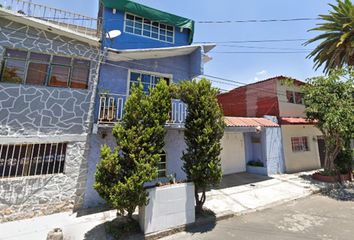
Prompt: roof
<box><xmin>100</xmin><ymin>0</ymin><xmax>194</xmax><ymax>44</ymax></box>
<box><xmin>224</xmin><ymin>117</ymin><xmax>279</xmax><ymax>127</ymax></box>
<box><xmin>0</xmin><ymin>8</ymin><xmax>99</xmax><ymax>46</ymax></box>
<box><xmin>218</xmin><ymin>75</ymin><xmax>305</xmax><ymax>97</ymax></box>
<box><xmin>107</xmin><ymin>44</ymin><xmax>215</xmax><ymax>62</ymax></box>
<box><xmin>280</xmin><ymin>117</ymin><xmax>317</xmax><ymax>125</ymax></box>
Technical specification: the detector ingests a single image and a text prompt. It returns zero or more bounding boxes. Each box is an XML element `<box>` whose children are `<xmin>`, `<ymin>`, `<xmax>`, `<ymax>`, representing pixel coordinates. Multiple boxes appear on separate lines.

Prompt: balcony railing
<box><xmin>98</xmin><ymin>93</ymin><xmax>187</xmax><ymax>126</ymax></box>
<box><xmin>0</xmin><ymin>0</ymin><xmax>98</xmax><ymax>38</ymax></box>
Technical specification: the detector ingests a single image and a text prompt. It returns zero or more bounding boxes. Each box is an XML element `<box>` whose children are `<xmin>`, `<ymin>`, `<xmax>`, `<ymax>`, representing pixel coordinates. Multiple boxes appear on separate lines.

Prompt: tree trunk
<box><xmin>194</xmin><ymin>187</ymin><xmax>206</xmax><ymax>214</ymax></box>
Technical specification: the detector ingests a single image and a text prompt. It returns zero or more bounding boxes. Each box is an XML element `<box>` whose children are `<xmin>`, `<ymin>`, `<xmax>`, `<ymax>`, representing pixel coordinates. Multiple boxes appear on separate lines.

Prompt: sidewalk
<box><xmin>0</xmin><ymin>171</ymin><xmax>325</xmax><ymax>240</ymax></box>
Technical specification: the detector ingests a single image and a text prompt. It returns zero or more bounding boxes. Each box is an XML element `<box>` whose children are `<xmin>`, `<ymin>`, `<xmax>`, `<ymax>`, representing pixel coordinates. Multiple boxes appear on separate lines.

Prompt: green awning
<box><xmin>100</xmin><ymin>0</ymin><xmax>195</xmax><ymax>44</ymax></box>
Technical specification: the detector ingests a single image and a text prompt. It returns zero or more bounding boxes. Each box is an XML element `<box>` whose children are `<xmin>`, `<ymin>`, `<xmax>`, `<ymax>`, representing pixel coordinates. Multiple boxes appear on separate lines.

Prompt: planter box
<box><xmin>139</xmin><ymin>182</ymin><xmax>195</xmax><ymax>234</ymax></box>
<box><xmin>312</xmin><ymin>172</ymin><xmax>351</xmax><ymax>183</ymax></box>
<box><xmin>246</xmin><ymin>165</ymin><xmax>268</xmax><ymax>176</ymax></box>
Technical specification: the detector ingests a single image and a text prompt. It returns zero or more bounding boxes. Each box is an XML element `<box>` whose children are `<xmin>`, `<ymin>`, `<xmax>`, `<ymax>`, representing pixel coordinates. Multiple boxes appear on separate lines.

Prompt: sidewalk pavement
<box><xmin>0</xmin><ymin>171</ymin><xmax>326</xmax><ymax>240</ymax></box>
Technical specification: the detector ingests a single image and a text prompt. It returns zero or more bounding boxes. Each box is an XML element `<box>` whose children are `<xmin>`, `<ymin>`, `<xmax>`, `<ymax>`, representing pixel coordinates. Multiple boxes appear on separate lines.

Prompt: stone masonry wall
<box><xmin>0</xmin><ymin>141</ymin><xmax>87</xmax><ymax>222</ymax></box>
<box><xmin>0</xmin><ymin>17</ymin><xmax>99</xmax><ymax>221</ymax></box>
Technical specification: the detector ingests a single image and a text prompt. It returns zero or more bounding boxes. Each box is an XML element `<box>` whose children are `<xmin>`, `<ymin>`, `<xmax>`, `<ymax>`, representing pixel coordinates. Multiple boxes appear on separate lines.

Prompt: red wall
<box><xmin>217</xmin><ymin>79</ymin><xmax>279</xmax><ymax>117</ymax></box>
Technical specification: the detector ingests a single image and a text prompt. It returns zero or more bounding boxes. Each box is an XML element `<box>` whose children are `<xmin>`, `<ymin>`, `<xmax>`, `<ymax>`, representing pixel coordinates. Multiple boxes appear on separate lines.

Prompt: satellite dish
<box><xmin>106</xmin><ymin>30</ymin><xmax>121</xmax><ymax>39</ymax></box>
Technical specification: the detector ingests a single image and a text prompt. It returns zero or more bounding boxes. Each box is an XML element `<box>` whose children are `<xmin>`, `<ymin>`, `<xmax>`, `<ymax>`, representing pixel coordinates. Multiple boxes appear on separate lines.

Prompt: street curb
<box><xmin>143</xmin><ymin>189</ymin><xmax>321</xmax><ymax>240</ymax></box>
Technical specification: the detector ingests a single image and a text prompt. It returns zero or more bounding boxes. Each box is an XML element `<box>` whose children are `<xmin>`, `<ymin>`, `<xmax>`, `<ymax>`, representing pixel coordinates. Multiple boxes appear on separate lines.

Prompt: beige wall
<box><xmin>221</xmin><ymin>132</ymin><xmax>246</xmax><ymax>175</ymax></box>
<box><xmin>276</xmin><ymin>80</ymin><xmax>306</xmax><ymax>117</ymax></box>
<box><xmin>282</xmin><ymin>125</ymin><xmax>322</xmax><ymax>173</ymax></box>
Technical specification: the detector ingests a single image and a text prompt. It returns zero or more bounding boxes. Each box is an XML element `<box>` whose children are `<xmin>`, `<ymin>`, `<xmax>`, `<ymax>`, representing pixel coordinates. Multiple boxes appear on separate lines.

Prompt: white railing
<box><xmin>97</xmin><ymin>93</ymin><xmax>187</xmax><ymax>125</ymax></box>
<box><xmin>0</xmin><ymin>0</ymin><xmax>98</xmax><ymax>37</ymax></box>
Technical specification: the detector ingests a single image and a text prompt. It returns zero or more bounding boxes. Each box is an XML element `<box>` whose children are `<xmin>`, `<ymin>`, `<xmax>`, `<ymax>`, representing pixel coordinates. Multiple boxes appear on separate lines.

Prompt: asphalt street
<box><xmin>162</xmin><ymin>194</ymin><xmax>354</xmax><ymax>240</ymax></box>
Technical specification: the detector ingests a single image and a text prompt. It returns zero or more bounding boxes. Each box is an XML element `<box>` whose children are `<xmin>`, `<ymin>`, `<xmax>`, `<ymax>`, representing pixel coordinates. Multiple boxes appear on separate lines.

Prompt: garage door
<box><xmin>220</xmin><ymin>132</ymin><xmax>246</xmax><ymax>175</ymax></box>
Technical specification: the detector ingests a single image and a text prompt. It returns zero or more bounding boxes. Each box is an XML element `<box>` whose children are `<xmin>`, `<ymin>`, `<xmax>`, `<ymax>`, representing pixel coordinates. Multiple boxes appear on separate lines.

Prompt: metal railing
<box><xmin>0</xmin><ymin>0</ymin><xmax>98</xmax><ymax>37</ymax></box>
<box><xmin>0</xmin><ymin>142</ymin><xmax>67</xmax><ymax>179</ymax></box>
<box><xmin>97</xmin><ymin>93</ymin><xmax>187</xmax><ymax>125</ymax></box>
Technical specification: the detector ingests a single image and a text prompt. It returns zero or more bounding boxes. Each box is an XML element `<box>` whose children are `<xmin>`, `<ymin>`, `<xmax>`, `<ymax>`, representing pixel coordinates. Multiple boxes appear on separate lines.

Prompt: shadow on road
<box><xmin>185</xmin><ymin>208</ymin><xmax>217</xmax><ymax>234</ymax></box>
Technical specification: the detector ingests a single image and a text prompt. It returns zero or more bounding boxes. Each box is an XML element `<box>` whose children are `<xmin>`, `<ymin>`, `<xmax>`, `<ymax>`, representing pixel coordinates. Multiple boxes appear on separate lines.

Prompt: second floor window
<box><xmin>129</xmin><ymin>70</ymin><xmax>170</xmax><ymax>93</ymax></box>
<box><xmin>286</xmin><ymin>90</ymin><xmax>304</xmax><ymax>105</ymax></box>
<box><xmin>0</xmin><ymin>49</ymin><xmax>90</xmax><ymax>89</ymax></box>
<box><xmin>125</xmin><ymin>13</ymin><xmax>175</xmax><ymax>43</ymax></box>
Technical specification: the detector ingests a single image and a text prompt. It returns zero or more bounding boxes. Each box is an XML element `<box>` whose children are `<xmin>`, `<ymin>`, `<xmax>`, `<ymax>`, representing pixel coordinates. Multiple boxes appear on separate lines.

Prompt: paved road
<box><xmin>162</xmin><ymin>195</ymin><xmax>354</xmax><ymax>240</ymax></box>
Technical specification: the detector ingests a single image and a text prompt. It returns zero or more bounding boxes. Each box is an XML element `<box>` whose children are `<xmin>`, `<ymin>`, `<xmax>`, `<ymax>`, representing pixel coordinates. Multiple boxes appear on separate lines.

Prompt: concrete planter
<box><xmin>246</xmin><ymin>165</ymin><xmax>268</xmax><ymax>176</ymax></box>
<box><xmin>312</xmin><ymin>172</ymin><xmax>351</xmax><ymax>183</ymax></box>
<box><xmin>139</xmin><ymin>182</ymin><xmax>195</xmax><ymax>235</ymax></box>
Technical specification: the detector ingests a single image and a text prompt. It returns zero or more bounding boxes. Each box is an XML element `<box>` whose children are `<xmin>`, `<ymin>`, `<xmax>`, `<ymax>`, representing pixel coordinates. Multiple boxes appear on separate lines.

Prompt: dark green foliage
<box><xmin>105</xmin><ymin>217</ymin><xmax>141</xmax><ymax>240</ymax></box>
<box><xmin>334</xmin><ymin>143</ymin><xmax>353</xmax><ymax>174</ymax></box>
<box><xmin>302</xmin><ymin>68</ymin><xmax>354</xmax><ymax>172</ymax></box>
<box><xmin>305</xmin><ymin>0</ymin><xmax>354</xmax><ymax>73</ymax></box>
<box><xmin>94</xmin><ymin>80</ymin><xmax>171</xmax><ymax>218</ymax></box>
<box><xmin>247</xmin><ymin>160</ymin><xmax>264</xmax><ymax>167</ymax></box>
<box><xmin>177</xmin><ymin>78</ymin><xmax>225</xmax><ymax>212</ymax></box>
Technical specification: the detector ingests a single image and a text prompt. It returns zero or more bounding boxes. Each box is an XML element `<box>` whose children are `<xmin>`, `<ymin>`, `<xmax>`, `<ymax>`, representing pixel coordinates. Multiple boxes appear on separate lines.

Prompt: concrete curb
<box><xmin>142</xmin><ymin>188</ymin><xmax>321</xmax><ymax>240</ymax></box>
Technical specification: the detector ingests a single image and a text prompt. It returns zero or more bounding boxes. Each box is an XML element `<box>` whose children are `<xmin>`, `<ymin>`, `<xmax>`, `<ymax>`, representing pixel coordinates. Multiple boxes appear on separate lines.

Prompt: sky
<box><xmin>31</xmin><ymin>0</ymin><xmax>337</xmax><ymax>90</ymax></box>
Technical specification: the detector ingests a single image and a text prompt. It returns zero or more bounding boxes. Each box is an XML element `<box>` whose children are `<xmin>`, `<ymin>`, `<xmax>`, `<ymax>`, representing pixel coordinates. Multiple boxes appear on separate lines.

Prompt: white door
<box><xmin>220</xmin><ymin>132</ymin><xmax>246</xmax><ymax>175</ymax></box>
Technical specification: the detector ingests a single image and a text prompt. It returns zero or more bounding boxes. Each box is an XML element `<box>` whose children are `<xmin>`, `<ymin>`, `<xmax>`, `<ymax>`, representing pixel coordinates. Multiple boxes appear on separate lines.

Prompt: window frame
<box><xmin>0</xmin><ymin>48</ymin><xmax>91</xmax><ymax>90</ymax></box>
<box><xmin>157</xmin><ymin>151</ymin><xmax>167</xmax><ymax>178</ymax></box>
<box><xmin>291</xmin><ymin>136</ymin><xmax>310</xmax><ymax>152</ymax></box>
<box><xmin>124</xmin><ymin>12</ymin><xmax>175</xmax><ymax>44</ymax></box>
<box><xmin>127</xmin><ymin>69</ymin><xmax>173</xmax><ymax>96</ymax></box>
<box><xmin>286</xmin><ymin>90</ymin><xmax>304</xmax><ymax>105</ymax></box>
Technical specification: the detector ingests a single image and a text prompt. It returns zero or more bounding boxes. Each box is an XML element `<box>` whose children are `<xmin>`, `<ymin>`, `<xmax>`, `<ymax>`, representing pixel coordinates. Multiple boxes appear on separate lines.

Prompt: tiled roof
<box><xmin>224</xmin><ymin>117</ymin><xmax>279</xmax><ymax>127</ymax></box>
<box><xmin>280</xmin><ymin>117</ymin><xmax>317</xmax><ymax>125</ymax></box>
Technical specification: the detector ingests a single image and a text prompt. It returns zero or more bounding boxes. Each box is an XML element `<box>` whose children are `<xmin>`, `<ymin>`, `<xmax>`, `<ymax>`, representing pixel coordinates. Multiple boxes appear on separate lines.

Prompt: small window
<box><xmin>26</xmin><ymin>62</ymin><xmax>49</xmax><ymax>86</ymax></box>
<box><xmin>70</xmin><ymin>59</ymin><xmax>90</xmax><ymax>89</ymax></box>
<box><xmin>1</xmin><ymin>59</ymin><xmax>26</xmax><ymax>84</ymax></box>
<box><xmin>129</xmin><ymin>71</ymin><xmax>170</xmax><ymax>94</ymax></box>
<box><xmin>49</xmin><ymin>65</ymin><xmax>70</xmax><ymax>87</ymax></box>
<box><xmin>158</xmin><ymin>151</ymin><xmax>167</xmax><ymax>178</ymax></box>
<box><xmin>286</xmin><ymin>90</ymin><xmax>295</xmax><ymax>103</ymax></box>
<box><xmin>52</xmin><ymin>56</ymin><xmax>71</xmax><ymax>65</ymax></box>
<box><xmin>0</xmin><ymin>143</ymin><xmax>67</xmax><ymax>179</ymax></box>
<box><xmin>295</xmin><ymin>92</ymin><xmax>304</xmax><ymax>104</ymax></box>
<box><xmin>291</xmin><ymin>137</ymin><xmax>309</xmax><ymax>152</ymax></box>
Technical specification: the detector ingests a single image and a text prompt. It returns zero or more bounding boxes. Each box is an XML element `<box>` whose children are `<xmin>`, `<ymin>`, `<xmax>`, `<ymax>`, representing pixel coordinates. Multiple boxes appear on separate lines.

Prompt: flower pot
<box><xmin>139</xmin><ymin>182</ymin><xmax>195</xmax><ymax>234</ymax></box>
<box><xmin>312</xmin><ymin>172</ymin><xmax>351</xmax><ymax>183</ymax></box>
<box><xmin>246</xmin><ymin>165</ymin><xmax>268</xmax><ymax>176</ymax></box>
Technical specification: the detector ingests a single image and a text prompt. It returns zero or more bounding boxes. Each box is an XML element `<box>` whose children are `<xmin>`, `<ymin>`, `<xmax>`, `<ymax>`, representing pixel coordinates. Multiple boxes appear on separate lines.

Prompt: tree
<box><xmin>178</xmin><ymin>78</ymin><xmax>225</xmax><ymax>213</ymax></box>
<box><xmin>302</xmin><ymin>68</ymin><xmax>354</xmax><ymax>172</ymax></box>
<box><xmin>94</xmin><ymin>80</ymin><xmax>171</xmax><ymax>219</ymax></box>
<box><xmin>305</xmin><ymin>0</ymin><xmax>354</xmax><ymax>73</ymax></box>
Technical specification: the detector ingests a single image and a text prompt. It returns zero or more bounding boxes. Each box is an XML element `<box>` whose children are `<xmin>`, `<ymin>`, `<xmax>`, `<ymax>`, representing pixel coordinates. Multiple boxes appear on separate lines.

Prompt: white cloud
<box><xmin>256</xmin><ymin>70</ymin><xmax>268</xmax><ymax>76</ymax></box>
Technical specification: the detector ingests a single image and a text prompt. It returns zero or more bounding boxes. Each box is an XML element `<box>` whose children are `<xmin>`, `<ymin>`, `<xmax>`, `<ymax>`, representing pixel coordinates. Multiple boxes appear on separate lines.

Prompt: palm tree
<box><xmin>305</xmin><ymin>0</ymin><xmax>354</xmax><ymax>73</ymax></box>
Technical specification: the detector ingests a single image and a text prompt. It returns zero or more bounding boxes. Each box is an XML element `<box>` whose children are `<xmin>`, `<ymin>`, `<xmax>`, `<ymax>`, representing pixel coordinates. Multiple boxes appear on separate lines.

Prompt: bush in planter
<box><xmin>94</xmin><ymin>80</ymin><xmax>171</xmax><ymax>219</ymax></box>
<box><xmin>247</xmin><ymin>160</ymin><xmax>264</xmax><ymax>167</ymax></box>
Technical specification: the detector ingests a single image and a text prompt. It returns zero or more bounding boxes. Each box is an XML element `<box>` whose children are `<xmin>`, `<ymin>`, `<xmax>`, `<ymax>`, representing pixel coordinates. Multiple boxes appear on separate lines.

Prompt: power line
<box><xmin>197</xmin><ymin>17</ymin><xmax>321</xmax><ymax>24</ymax></box>
<box><xmin>195</xmin><ymin>39</ymin><xmax>309</xmax><ymax>44</ymax></box>
<box><xmin>211</xmin><ymin>51</ymin><xmax>311</xmax><ymax>54</ymax></box>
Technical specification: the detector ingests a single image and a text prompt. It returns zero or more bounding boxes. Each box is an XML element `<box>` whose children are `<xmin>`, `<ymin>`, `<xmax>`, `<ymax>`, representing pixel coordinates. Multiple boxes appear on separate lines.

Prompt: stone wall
<box><xmin>0</xmin><ymin>17</ymin><xmax>99</xmax><ymax>221</ymax></box>
<box><xmin>0</xmin><ymin>141</ymin><xmax>87</xmax><ymax>222</ymax></box>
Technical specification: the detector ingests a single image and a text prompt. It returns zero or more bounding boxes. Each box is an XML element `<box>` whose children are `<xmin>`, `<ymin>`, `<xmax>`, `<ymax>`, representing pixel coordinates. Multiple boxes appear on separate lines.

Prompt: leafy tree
<box><xmin>178</xmin><ymin>78</ymin><xmax>225</xmax><ymax>212</ymax></box>
<box><xmin>302</xmin><ymin>68</ymin><xmax>354</xmax><ymax>172</ymax></box>
<box><xmin>305</xmin><ymin>0</ymin><xmax>354</xmax><ymax>73</ymax></box>
<box><xmin>94</xmin><ymin>80</ymin><xmax>171</xmax><ymax>219</ymax></box>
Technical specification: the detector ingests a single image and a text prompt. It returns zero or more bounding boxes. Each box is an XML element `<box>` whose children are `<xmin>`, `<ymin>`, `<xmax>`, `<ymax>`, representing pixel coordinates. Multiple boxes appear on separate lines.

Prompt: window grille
<box><xmin>125</xmin><ymin>13</ymin><xmax>175</xmax><ymax>43</ymax></box>
<box><xmin>129</xmin><ymin>71</ymin><xmax>170</xmax><ymax>93</ymax></box>
<box><xmin>291</xmin><ymin>137</ymin><xmax>309</xmax><ymax>152</ymax></box>
<box><xmin>0</xmin><ymin>143</ymin><xmax>67</xmax><ymax>179</ymax></box>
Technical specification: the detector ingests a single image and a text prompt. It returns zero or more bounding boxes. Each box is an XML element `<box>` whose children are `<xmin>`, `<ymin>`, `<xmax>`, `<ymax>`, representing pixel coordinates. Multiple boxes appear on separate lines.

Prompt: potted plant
<box><xmin>246</xmin><ymin>160</ymin><xmax>268</xmax><ymax>176</ymax></box>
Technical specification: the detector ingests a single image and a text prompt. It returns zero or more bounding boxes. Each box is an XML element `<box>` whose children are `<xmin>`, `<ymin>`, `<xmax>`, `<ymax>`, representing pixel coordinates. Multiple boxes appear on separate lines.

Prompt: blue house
<box><xmin>83</xmin><ymin>0</ymin><xmax>215</xmax><ymax>207</ymax></box>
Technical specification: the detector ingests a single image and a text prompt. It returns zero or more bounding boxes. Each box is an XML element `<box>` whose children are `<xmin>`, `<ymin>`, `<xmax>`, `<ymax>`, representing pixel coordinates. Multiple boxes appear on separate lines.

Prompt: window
<box><xmin>129</xmin><ymin>70</ymin><xmax>170</xmax><ymax>93</ymax></box>
<box><xmin>0</xmin><ymin>48</ymin><xmax>90</xmax><ymax>89</ymax></box>
<box><xmin>125</xmin><ymin>13</ymin><xmax>175</xmax><ymax>43</ymax></box>
<box><xmin>286</xmin><ymin>90</ymin><xmax>304</xmax><ymax>105</ymax></box>
<box><xmin>158</xmin><ymin>151</ymin><xmax>167</xmax><ymax>178</ymax></box>
<box><xmin>291</xmin><ymin>137</ymin><xmax>309</xmax><ymax>152</ymax></box>
<box><xmin>0</xmin><ymin>143</ymin><xmax>67</xmax><ymax>179</ymax></box>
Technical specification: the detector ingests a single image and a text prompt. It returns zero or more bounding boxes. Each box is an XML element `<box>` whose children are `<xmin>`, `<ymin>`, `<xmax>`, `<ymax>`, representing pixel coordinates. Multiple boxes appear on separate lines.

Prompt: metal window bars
<box><xmin>0</xmin><ymin>0</ymin><xmax>99</xmax><ymax>37</ymax></box>
<box><xmin>0</xmin><ymin>142</ymin><xmax>67</xmax><ymax>179</ymax></box>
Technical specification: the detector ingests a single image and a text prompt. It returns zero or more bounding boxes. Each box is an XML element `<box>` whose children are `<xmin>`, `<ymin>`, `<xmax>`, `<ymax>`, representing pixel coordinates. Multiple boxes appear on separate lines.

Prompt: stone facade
<box><xmin>0</xmin><ymin>16</ymin><xmax>99</xmax><ymax>221</ymax></box>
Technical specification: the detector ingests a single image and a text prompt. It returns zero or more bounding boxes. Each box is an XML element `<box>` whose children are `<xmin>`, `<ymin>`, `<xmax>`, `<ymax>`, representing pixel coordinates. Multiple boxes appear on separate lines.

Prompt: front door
<box><xmin>317</xmin><ymin>136</ymin><xmax>325</xmax><ymax>167</ymax></box>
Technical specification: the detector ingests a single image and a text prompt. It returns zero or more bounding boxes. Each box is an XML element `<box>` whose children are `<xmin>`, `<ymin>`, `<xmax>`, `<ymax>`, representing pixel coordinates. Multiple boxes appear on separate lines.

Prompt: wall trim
<box><xmin>0</xmin><ymin>134</ymin><xmax>88</xmax><ymax>144</ymax></box>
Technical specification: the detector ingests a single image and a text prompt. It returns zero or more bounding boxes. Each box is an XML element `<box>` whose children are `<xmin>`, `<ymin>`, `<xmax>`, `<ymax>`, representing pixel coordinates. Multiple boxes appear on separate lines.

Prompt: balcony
<box><xmin>97</xmin><ymin>93</ymin><xmax>187</xmax><ymax>127</ymax></box>
<box><xmin>0</xmin><ymin>0</ymin><xmax>98</xmax><ymax>38</ymax></box>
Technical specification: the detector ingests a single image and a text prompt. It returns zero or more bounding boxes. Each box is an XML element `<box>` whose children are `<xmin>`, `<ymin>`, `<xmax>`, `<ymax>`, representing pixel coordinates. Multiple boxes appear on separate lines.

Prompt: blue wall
<box><xmin>102</xmin><ymin>8</ymin><xmax>190</xmax><ymax>50</ymax></box>
<box><xmin>94</xmin><ymin>49</ymin><xmax>203</xmax><ymax>121</ymax></box>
